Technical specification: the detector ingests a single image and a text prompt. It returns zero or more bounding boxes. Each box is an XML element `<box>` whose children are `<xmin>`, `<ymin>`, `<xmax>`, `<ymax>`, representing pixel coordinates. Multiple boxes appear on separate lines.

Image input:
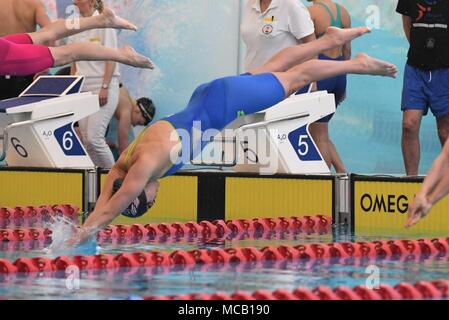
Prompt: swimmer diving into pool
<box><xmin>406</xmin><ymin>139</ymin><xmax>449</xmax><ymax>228</ymax></box>
<box><xmin>0</xmin><ymin>7</ymin><xmax>153</xmax><ymax>76</ymax></box>
<box><xmin>72</xmin><ymin>26</ymin><xmax>398</xmax><ymax>245</ymax></box>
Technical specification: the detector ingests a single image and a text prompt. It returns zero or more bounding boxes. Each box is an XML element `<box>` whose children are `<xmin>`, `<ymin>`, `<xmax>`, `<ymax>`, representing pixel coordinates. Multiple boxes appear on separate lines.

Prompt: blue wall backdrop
<box><xmin>108</xmin><ymin>0</ymin><xmax>242</xmax><ymax>120</ymax></box>
<box><xmin>46</xmin><ymin>0</ymin><xmax>440</xmax><ymax>175</ymax></box>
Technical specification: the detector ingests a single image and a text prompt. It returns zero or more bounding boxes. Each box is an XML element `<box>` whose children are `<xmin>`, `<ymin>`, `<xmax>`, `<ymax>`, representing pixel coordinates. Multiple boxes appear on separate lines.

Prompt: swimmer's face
<box><xmin>144</xmin><ymin>180</ymin><xmax>160</xmax><ymax>209</ymax></box>
<box><xmin>131</xmin><ymin>103</ymin><xmax>146</xmax><ymax>127</ymax></box>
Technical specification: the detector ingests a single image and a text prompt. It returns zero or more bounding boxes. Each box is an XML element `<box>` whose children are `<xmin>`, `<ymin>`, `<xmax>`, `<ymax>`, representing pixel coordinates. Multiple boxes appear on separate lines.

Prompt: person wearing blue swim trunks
<box><xmin>73</xmin><ymin>27</ymin><xmax>397</xmax><ymax>244</ymax></box>
<box><xmin>397</xmin><ymin>0</ymin><xmax>449</xmax><ymax>176</ymax></box>
<box><xmin>297</xmin><ymin>0</ymin><xmax>352</xmax><ymax>173</ymax></box>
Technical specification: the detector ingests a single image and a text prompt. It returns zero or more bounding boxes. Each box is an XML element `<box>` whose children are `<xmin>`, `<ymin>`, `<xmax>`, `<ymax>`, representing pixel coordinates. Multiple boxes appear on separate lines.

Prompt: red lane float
<box><xmin>2</xmin><ymin>259</ymin><xmax>449</xmax><ymax>294</ymax></box>
<box><xmin>0</xmin><ymin>204</ymin><xmax>79</xmax><ymax>223</ymax></box>
<box><xmin>0</xmin><ymin>228</ymin><xmax>52</xmax><ymax>241</ymax></box>
<box><xmin>2</xmin><ymin>236</ymin><xmax>449</xmax><ymax>275</ymax></box>
<box><xmin>97</xmin><ymin>215</ymin><xmax>333</xmax><ymax>240</ymax></box>
<box><xmin>144</xmin><ymin>279</ymin><xmax>449</xmax><ymax>300</ymax></box>
<box><xmin>0</xmin><ymin>215</ymin><xmax>332</xmax><ymax>242</ymax></box>
<box><xmin>96</xmin><ymin>215</ymin><xmax>332</xmax><ymax>240</ymax></box>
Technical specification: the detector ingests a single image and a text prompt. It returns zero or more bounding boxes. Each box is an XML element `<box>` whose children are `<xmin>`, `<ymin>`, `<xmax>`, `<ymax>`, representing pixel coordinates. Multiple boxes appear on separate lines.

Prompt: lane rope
<box><xmin>0</xmin><ymin>215</ymin><xmax>332</xmax><ymax>242</ymax></box>
<box><xmin>1</xmin><ymin>236</ymin><xmax>448</xmax><ymax>275</ymax></box>
<box><xmin>142</xmin><ymin>279</ymin><xmax>449</xmax><ymax>300</ymax></box>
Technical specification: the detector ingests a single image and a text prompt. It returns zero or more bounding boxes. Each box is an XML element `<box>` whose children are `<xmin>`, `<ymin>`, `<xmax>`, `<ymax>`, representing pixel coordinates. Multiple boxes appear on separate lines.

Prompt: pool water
<box><xmin>1</xmin><ymin>225</ymin><xmax>449</xmax><ymax>300</ymax></box>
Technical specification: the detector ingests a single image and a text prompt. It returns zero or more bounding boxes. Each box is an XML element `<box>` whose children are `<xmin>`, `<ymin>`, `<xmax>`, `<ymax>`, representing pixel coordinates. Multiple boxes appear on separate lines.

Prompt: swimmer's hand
<box><xmin>405</xmin><ymin>194</ymin><xmax>432</xmax><ymax>228</ymax></box>
<box><xmin>65</xmin><ymin>227</ymin><xmax>96</xmax><ymax>247</ymax></box>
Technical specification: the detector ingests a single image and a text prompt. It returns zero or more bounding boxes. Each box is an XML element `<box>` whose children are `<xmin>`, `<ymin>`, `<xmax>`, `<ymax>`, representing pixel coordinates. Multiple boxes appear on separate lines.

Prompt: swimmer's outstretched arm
<box><xmin>406</xmin><ymin>141</ymin><xmax>449</xmax><ymax>227</ymax></box>
<box><xmin>79</xmin><ymin>160</ymin><xmax>155</xmax><ymax>241</ymax></box>
<box><xmin>70</xmin><ymin>124</ymin><xmax>178</xmax><ymax>245</ymax></box>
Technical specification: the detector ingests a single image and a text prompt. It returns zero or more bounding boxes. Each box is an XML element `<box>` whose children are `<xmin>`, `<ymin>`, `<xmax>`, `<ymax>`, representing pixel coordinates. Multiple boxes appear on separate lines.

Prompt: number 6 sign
<box><xmin>54</xmin><ymin>123</ymin><xmax>86</xmax><ymax>156</ymax></box>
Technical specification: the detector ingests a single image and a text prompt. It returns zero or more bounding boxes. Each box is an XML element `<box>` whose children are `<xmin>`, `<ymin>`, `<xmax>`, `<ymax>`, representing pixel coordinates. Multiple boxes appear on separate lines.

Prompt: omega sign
<box><xmin>360</xmin><ymin>193</ymin><xmax>409</xmax><ymax>214</ymax></box>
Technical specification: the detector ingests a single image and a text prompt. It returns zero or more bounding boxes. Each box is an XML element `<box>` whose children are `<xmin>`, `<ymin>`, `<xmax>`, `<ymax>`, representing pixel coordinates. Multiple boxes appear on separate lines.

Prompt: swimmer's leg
<box><xmin>216</xmin><ymin>54</ymin><xmax>396</xmax><ymax>126</ymax></box>
<box><xmin>0</xmin><ymin>39</ymin><xmax>54</xmax><ymax>76</ymax></box>
<box><xmin>49</xmin><ymin>43</ymin><xmax>154</xmax><ymax>69</ymax></box>
<box><xmin>1</xmin><ymin>41</ymin><xmax>153</xmax><ymax>76</ymax></box>
<box><xmin>28</xmin><ymin>8</ymin><xmax>137</xmax><ymax>46</ymax></box>
<box><xmin>251</xmin><ymin>27</ymin><xmax>371</xmax><ymax>74</ymax></box>
<box><xmin>274</xmin><ymin>53</ymin><xmax>397</xmax><ymax>97</ymax></box>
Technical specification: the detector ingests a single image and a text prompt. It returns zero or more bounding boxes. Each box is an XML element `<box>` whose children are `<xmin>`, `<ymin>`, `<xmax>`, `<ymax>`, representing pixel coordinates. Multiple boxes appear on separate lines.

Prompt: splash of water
<box><xmin>43</xmin><ymin>215</ymin><xmax>100</xmax><ymax>257</ymax></box>
<box><xmin>44</xmin><ymin>215</ymin><xmax>77</xmax><ymax>250</ymax></box>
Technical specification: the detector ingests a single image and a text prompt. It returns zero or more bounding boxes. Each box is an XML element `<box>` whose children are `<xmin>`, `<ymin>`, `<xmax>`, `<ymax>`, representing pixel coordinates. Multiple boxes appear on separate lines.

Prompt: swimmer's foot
<box><xmin>354</xmin><ymin>53</ymin><xmax>398</xmax><ymax>78</ymax></box>
<box><xmin>324</xmin><ymin>26</ymin><xmax>371</xmax><ymax>47</ymax></box>
<box><xmin>101</xmin><ymin>7</ymin><xmax>137</xmax><ymax>31</ymax></box>
<box><xmin>119</xmin><ymin>45</ymin><xmax>155</xmax><ymax>69</ymax></box>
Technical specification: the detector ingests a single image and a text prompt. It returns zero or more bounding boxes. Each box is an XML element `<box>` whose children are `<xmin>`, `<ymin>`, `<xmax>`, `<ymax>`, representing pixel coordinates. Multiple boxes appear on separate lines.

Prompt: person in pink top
<box><xmin>0</xmin><ymin>7</ymin><xmax>153</xmax><ymax>77</ymax></box>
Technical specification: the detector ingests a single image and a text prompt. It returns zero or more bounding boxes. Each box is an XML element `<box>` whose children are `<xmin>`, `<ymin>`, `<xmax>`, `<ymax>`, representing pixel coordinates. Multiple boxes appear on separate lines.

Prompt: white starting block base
<box><xmin>0</xmin><ymin>76</ymin><xmax>98</xmax><ymax>169</ymax></box>
<box><xmin>194</xmin><ymin>91</ymin><xmax>336</xmax><ymax>175</ymax></box>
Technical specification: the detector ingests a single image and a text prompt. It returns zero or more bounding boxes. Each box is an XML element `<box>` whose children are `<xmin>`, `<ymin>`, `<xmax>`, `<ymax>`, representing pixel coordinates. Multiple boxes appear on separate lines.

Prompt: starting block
<box><xmin>192</xmin><ymin>90</ymin><xmax>336</xmax><ymax>175</ymax></box>
<box><xmin>0</xmin><ymin>76</ymin><xmax>99</xmax><ymax>168</ymax></box>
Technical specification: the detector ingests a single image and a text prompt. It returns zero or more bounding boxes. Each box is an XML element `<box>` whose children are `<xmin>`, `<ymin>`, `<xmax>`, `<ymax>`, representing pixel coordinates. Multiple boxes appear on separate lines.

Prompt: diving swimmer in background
<box><xmin>0</xmin><ymin>7</ymin><xmax>154</xmax><ymax>76</ymax></box>
<box><xmin>73</xmin><ymin>27</ymin><xmax>398</xmax><ymax>245</ymax></box>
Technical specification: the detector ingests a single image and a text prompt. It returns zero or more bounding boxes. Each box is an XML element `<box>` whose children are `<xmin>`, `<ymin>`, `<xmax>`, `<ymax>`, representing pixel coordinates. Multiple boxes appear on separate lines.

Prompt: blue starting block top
<box><xmin>0</xmin><ymin>76</ymin><xmax>84</xmax><ymax>113</ymax></box>
<box><xmin>0</xmin><ymin>96</ymin><xmax>54</xmax><ymax>112</ymax></box>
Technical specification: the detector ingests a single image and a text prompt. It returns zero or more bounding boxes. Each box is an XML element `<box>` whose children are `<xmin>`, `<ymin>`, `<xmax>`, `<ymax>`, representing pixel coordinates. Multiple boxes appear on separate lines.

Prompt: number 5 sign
<box><xmin>288</xmin><ymin>124</ymin><xmax>322</xmax><ymax>161</ymax></box>
<box><xmin>54</xmin><ymin>123</ymin><xmax>86</xmax><ymax>156</ymax></box>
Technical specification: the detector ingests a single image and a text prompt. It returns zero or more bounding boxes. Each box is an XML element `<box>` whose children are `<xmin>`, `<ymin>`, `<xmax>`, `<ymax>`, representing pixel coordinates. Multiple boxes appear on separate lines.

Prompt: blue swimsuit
<box><xmin>162</xmin><ymin>72</ymin><xmax>285</xmax><ymax>176</ymax></box>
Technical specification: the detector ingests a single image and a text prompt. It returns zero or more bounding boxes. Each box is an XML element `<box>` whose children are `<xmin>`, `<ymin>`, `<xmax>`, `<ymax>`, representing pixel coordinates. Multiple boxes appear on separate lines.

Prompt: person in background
<box><xmin>397</xmin><ymin>0</ymin><xmax>449</xmax><ymax>176</ymax></box>
<box><xmin>107</xmin><ymin>84</ymin><xmax>156</xmax><ymax>159</ymax></box>
<box><xmin>297</xmin><ymin>0</ymin><xmax>351</xmax><ymax>173</ymax></box>
<box><xmin>241</xmin><ymin>0</ymin><xmax>316</xmax><ymax>72</ymax></box>
<box><xmin>0</xmin><ymin>0</ymin><xmax>51</xmax><ymax>100</ymax></box>
<box><xmin>70</xmin><ymin>0</ymin><xmax>121</xmax><ymax>169</ymax></box>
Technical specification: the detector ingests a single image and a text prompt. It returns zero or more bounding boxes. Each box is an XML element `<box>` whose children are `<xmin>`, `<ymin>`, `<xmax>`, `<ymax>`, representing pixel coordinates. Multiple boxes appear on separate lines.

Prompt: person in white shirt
<box><xmin>70</xmin><ymin>0</ymin><xmax>121</xmax><ymax>169</ymax></box>
<box><xmin>241</xmin><ymin>0</ymin><xmax>316</xmax><ymax>71</ymax></box>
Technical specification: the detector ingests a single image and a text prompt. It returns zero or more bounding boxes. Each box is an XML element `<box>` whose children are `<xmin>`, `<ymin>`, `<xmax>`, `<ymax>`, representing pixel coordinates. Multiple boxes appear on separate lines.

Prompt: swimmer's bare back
<box><xmin>309</xmin><ymin>2</ymin><xmax>351</xmax><ymax>59</ymax></box>
<box><xmin>0</xmin><ymin>0</ymin><xmax>40</xmax><ymax>36</ymax></box>
<box><xmin>116</xmin><ymin>121</ymin><xmax>181</xmax><ymax>180</ymax></box>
